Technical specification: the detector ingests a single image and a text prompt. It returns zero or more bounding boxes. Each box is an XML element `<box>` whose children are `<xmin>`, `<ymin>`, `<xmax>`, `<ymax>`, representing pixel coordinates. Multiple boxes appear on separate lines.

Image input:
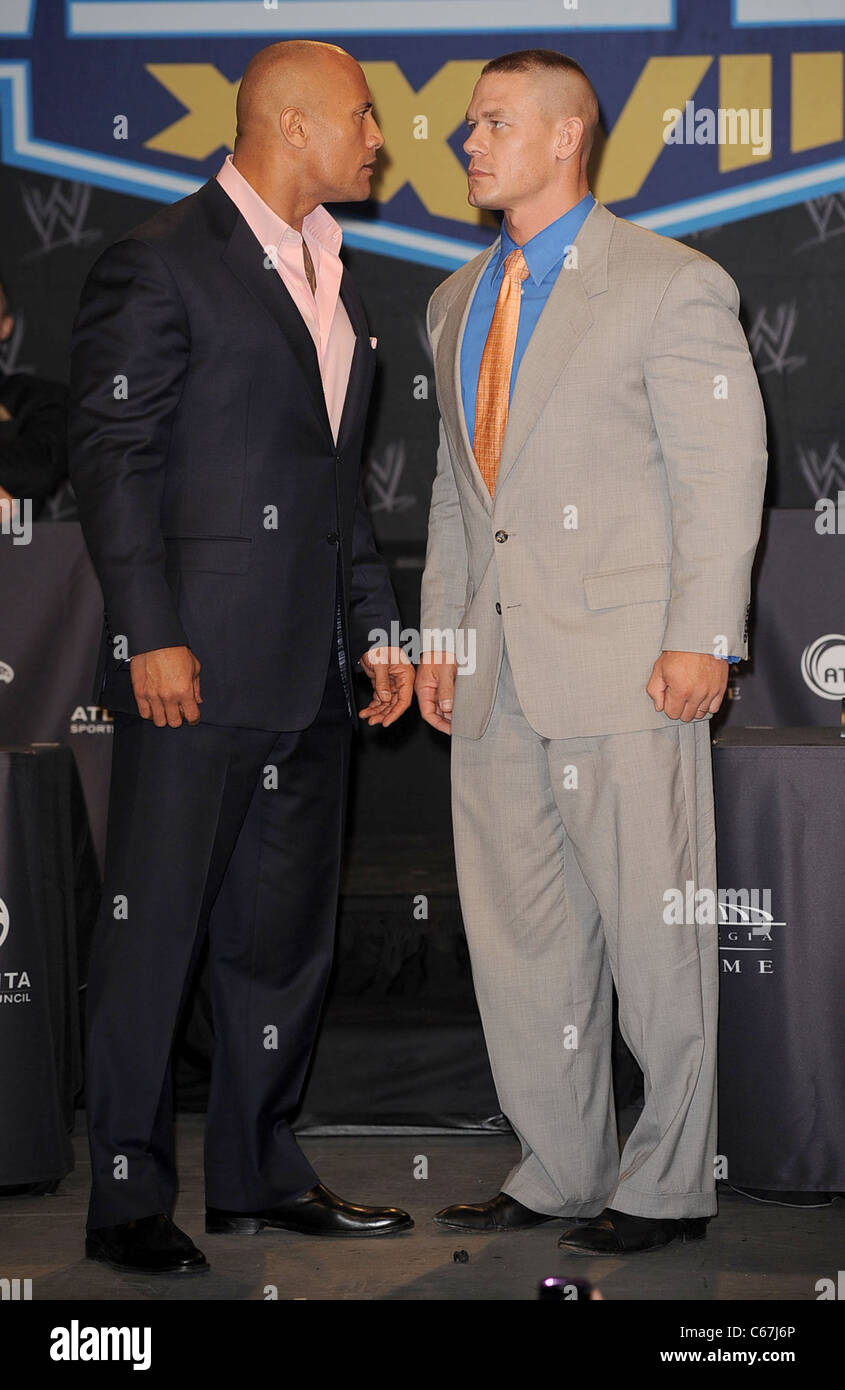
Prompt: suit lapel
<box><xmin>335</xmin><ymin>270</ymin><xmax>373</xmax><ymax>454</ymax></box>
<box><xmin>221</xmin><ymin>212</ymin><xmax>333</xmax><ymax>441</ymax></box>
<box><xmin>434</xmin><ymin>239</ymin><xmax>499</xmax><ymax>513</ymax></box>
<box><xmin>436</xmin><ymin>201</ymin><xmax>615</xmax><ymax>505</ymax></box>
<box><xmin>213</xmin><ymin>180</ymin><xmax>370</xmax><ymax>453</ymax></box>
<box><xmin>496</xmin><ymin>202</ymin><xmax>612</xmax><ymax>494</ymax></box>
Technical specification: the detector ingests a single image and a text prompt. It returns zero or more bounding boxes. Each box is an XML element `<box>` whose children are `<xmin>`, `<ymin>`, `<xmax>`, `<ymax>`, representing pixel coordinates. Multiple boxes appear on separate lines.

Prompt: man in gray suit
<box><xmin>416</xmin><ymin>50</ymin><xmax>767</xmax><ymax>1254</ymax></box>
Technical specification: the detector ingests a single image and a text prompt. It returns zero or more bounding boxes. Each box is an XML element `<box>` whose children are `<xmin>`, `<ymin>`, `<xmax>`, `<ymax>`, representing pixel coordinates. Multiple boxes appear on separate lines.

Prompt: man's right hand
<box><xmin>415</xmin><ymin>650</ymin><xmax>457</xmax><ymax>735</ymax></box>
<box><xmin>130</xmin><ymin>646</ymin><xmax>202</xmax><ymax>727</ymax></box>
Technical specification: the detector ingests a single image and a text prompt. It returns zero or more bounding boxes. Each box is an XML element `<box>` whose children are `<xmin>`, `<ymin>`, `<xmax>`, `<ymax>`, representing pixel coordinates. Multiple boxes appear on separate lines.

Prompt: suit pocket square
<box><xmin>370</xmin><ymin>336</ymin><xmax>378</xmax><ymax>349</ymax></box>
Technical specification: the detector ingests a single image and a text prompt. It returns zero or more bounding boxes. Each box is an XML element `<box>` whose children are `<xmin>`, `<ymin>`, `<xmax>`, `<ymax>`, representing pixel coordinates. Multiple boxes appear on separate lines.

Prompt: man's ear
<box><xmin>555</xmin><ymin>116</ymin><xmax>585</xmax><ymax>163</ymax></box>
<box><xmin>0</xmin><ymin>313</ymin><xmax>13</xmax><ymax>344</ymax></box>
<box><xmin>280</xmin><ymin>106</ymin><xmax>308</xmax><ymax>149</ymax></box>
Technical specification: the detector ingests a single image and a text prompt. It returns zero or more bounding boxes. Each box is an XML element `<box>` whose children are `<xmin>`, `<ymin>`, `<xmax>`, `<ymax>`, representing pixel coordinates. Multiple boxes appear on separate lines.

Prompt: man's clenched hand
<box><xmin>130</xmin><ymin>645</ymin><xmax>202</xmax><ymax>727</ymax></box>
<box><xmin>646</xmin><ymin>650</ymin><xmax>729</xmax><ymax>723</ymax></box>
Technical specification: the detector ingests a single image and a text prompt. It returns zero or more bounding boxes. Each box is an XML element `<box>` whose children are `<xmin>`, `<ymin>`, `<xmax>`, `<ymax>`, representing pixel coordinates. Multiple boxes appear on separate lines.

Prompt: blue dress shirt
<box><xmin>458</xmin><ymin>191</ymin><xmax>737</xmax><ymax>663</ymax></box>
<box><xmin>460</xmin><ymin>192</ymin><xmax>594</xmax><ymax>447</ymax></box>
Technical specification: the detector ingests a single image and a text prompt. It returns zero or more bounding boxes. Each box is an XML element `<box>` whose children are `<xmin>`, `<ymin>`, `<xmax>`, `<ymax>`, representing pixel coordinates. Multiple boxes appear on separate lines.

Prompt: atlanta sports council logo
<box><xmin>0</xmin><ymin>898</ymin><xmax>31</xmax><ymax>1005</ymax></box>
<box><xmin>0</xmin><ymin>662</ymin><xmax>14</xmax><ymax>684</ymax></box>
<box><xmin>69</xmin><ymin>705</ymin><xmax>114</xmax><ymax>734</ymax></box>
<box><xmin>800</xmin><ymin>634</ymin><xmax>845</xmax><ymax>701</ymax></box>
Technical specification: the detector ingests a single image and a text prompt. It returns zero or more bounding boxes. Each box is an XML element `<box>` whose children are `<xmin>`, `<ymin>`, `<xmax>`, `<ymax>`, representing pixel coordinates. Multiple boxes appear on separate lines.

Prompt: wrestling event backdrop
<box><xmin>1</xmin><ymin>0</ymin><xmax>844</xmax><ymax>862</ymax></box>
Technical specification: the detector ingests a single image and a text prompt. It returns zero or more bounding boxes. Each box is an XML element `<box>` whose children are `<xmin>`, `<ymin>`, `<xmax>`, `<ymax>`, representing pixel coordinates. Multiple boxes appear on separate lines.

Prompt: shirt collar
<box><xmin>493</xmin><ymin>192</ymin><xmax>595</xmax><ymax>286</ymax></box>
<box><xmin>216</xmin><ymin>153</ymin><xmax>343</xmax><ymax>259</ymax></box>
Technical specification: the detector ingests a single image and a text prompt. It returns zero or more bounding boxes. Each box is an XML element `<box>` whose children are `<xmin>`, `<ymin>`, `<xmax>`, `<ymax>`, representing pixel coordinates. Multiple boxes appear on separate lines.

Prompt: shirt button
<box><xmin>495</xmin><ymin>602</ymin><xmax>502</xmax><ymax>614</ymax></box>
<box><xmin>495</xmin><ymin>530</ymin><xmax>509</xmax><ymax>543</ymax></box>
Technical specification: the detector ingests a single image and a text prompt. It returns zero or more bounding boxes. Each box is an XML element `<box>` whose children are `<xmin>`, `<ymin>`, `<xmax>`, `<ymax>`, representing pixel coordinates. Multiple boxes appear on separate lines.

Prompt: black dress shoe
<box><xmin>558</xmin><ymin>1206</ymin><xmax>709</xmax><ymax>1255</ymax></box>
<box><xmin>434</xmin><ymin>1192</ymin><xmax>557</xmax><ymax>1232</ymax></box>
<box><xmin>205</xmin><ymin>1184</ymin><xmax>413</xmax><ymax>1237</ymax></box>
<box><xmin>85</xmin><ymin>1213</ymin><xmax>209</xmax><ymax>1274</ymax></box>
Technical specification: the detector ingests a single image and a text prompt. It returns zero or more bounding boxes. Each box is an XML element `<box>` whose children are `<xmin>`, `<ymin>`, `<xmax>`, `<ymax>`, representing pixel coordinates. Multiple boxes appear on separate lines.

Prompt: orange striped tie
<box><xmin>473</xmin><ymin>247</ymin><xmax>530</xmax><ymax>497</ymax></box>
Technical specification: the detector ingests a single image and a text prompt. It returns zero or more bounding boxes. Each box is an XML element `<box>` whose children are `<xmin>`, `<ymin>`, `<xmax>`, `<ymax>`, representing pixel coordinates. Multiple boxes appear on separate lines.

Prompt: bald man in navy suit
<box><xmin>70</xmin><ymin>41</ymin><xmax>415</xmax><ymax>1275</ymax></box>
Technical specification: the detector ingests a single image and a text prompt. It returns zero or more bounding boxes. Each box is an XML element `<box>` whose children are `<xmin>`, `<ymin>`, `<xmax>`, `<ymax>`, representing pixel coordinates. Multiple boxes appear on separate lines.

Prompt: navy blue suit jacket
<box><xmin>68</xmin><ymin>177</ymin><xmax>399</xmax><ymax>731</ymax></box>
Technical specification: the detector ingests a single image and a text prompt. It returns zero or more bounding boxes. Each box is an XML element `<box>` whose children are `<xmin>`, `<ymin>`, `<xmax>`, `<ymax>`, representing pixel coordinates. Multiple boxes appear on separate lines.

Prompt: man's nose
<box><xmin>463</xmin><ymin>130</ymin><xmax>483</xmax><ymax>156</ymax></box>
<box><xmin>369</xmin><ymin>117</ymin><xmax>385</xmax><ymax>150</ymax></box>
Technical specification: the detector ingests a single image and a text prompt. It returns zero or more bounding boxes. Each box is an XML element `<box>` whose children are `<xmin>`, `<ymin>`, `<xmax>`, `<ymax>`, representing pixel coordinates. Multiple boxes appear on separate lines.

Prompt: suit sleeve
<box><xmin>68</xmin><ymin>237</ymin><xmax>191</xmax><ymax>658</ymax></box>
<box><xmin>643</xmin><ymin>256</ymin><xmax>767</xmax><ymax>661</ymax></box>
<box><xmin>419</xmin><ymin>295</ymin><xmax>470</xmax><ymax>654</ymax></box>
<box><xmin>347</xmin><ymin>468</ymin><xmax>401</xmax><ymax>666</ymax></box>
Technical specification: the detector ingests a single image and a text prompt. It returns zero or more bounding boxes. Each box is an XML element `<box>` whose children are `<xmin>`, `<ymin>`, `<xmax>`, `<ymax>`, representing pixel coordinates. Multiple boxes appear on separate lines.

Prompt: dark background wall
<box><xmin>2</xmin><ymin>3</ymin><xmax>845</xmax><ymax>851</ymax></box>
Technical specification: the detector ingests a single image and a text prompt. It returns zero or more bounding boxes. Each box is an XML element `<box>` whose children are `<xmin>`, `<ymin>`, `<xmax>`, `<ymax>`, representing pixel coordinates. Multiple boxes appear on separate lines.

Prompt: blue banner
<box><xmin>1</xmin><ymin>0</ymin><xmax>843</xmax><ymax>265</ymax></box>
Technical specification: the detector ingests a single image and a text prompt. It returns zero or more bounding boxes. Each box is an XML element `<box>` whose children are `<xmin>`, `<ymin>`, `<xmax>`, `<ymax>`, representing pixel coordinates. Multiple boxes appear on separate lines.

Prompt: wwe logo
<box><xmin>21</xmin><ymin>181</ymin><xmax>101</xmax><ymax>258</ymax></box>
<box><xmin>748</xmin><ymin>302</ymin><xmax>806</xmax><ymax>376</ymax></box>
<box><xmin>798</xmin><ymin>440</ymin><xmax>845</xmax><ymax>499</ymax></box>
<box><xmin>0</xmin><ymin>314</ymin><xmax>34</xmax><ymax>376</ymax></box>
<box><xmin>797</xmin><ymin>195</ymin><xmax>845</xmax><ymax>250</ymax></box>
<box><xmin>366</xmin><ymin>442</ymin><xmax>416</xmax><ymax>514</ymax></box>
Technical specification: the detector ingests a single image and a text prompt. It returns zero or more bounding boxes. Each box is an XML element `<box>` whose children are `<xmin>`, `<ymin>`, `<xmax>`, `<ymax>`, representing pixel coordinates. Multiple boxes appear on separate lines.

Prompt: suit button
<box><xmin>326</xmin><ymin>531</ymin><xmax>339</xmax><ymax>544</ymax></box>
<box><xmin>495</xmin><ymin>530</ymin><xmax>508</xmax><ymax>543</ymax></box>
<box><xmin>495</xmin><ymin>602</ymin><xmax>501</xmax><ymax>614</ymax></box>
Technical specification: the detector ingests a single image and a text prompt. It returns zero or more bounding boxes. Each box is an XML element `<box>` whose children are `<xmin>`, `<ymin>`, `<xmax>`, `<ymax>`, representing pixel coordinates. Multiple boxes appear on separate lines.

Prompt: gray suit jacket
<box><xmin>420</xmin><ymin>200</ymin><xmax>768</xmax><ymax>740</ymax></box>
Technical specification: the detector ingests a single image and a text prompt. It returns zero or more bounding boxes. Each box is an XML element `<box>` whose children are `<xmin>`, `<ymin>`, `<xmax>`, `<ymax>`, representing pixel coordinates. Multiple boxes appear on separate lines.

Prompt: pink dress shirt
<box><xmin>216</xmin><ymin>153</ymin><xmax>355</xmax><ymax>445</ymax></box>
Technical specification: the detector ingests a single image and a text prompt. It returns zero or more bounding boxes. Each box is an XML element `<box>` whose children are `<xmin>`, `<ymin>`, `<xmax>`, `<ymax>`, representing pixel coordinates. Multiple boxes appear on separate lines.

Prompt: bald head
<box><xmin>228</xmin><ymin>40</ymin><xmax>383</xmax><ymax>228</ymax></box>
<box><xmin>235</xmin><ymin>39</ymin><xmax>356</xmax><ymax>145</ymax></box>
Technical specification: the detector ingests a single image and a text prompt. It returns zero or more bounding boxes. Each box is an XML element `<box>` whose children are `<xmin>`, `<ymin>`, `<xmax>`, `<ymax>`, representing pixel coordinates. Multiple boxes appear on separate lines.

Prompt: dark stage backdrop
<box><xmin>1</xmin><ymin>168</ymin><xmax>844</xmax><ymax>519</ymax></box>
<box><xmin>1</xmin><ymin>0</ymin><xmax>844</xmax><ymax>879</ymax></box>
<box><xmin>1</xmin><ymin>3</ymin><xmax>844</xmax><ymax>1123</ymax></box>
<box><xmin>1</xmin><ymin>511</ymin><xmax>843</xmax><ymax>873</ymax></box>
<box><xmin>2</xmin><ymin>2</ymin><xmax>845</xmax><ymax>521</ymax></box>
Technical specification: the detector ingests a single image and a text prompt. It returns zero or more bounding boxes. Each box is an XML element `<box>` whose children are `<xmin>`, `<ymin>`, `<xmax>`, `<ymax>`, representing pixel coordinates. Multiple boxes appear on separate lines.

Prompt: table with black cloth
<box><xmin>0</xmin><ymin>744</ymin><xmax>99</xmax><ymax>1190</ymax></box>
<box><xmin>712</xmin><ymin>727</ymin><xmax>845</xmax><ymax>1193</ymax></box>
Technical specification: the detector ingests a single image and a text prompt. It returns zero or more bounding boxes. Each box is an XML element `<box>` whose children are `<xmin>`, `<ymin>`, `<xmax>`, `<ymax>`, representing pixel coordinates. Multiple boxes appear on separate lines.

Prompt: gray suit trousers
<box><xmin>451</xmin><ymin>640</ymin><xmax>719</xmax><ymax>1219</ymax></box>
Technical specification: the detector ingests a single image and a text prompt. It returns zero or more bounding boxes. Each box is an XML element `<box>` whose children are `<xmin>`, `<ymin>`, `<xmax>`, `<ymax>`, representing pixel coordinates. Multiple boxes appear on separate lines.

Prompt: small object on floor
<box><xmin>434</xmin><ymin>1191</ymin><xmax>557</xmax><ymax>1232</ymax></box>
<box><xmin>538</xmin><ymin>1275</ymin><xmax>596</xmax><ymax>1300</ymax></box>
<box><xmin>558</xmin><ymin>1207</ymin><xmax>709</xmax><ymax>1255</ymax></box>
<box><xmin>205</xmin><ymin>1183</ymin><xmax>413</xmax><ymax>1236</ymax></box>
<box><xmin>85</xmin><ymin>1213</ymin><xmax>209</xmax><ymax>1275</ymax></box>
<box><xmin>728</xmin><ymin>1185</ymin><xmax>834</xmax><ymax>1208</ymax></box>
<box><xmin>453</xmin><ymin>1249</ymin><xmax>470</xmax><ymax>1263</ymax></box>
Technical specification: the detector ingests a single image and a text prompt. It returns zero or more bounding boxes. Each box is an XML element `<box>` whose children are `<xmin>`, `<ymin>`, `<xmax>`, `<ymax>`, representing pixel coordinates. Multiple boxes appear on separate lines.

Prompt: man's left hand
<box><xmin>358</xmin><ymin>646</ymin><xmax>415</xmax><ymax>727</ymax></box>
<box><xmin>646</xmin><ymin>650</ymin><xmax>729</xmax><ymax>722</ymax></box>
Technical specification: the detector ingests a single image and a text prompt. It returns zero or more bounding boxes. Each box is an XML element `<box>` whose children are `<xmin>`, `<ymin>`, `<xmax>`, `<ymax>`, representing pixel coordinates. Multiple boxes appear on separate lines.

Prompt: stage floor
<box><xmin>2</xmin><ymin>1111</ymin><xmax>841</xmax><ymax>1301</ymax></box>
